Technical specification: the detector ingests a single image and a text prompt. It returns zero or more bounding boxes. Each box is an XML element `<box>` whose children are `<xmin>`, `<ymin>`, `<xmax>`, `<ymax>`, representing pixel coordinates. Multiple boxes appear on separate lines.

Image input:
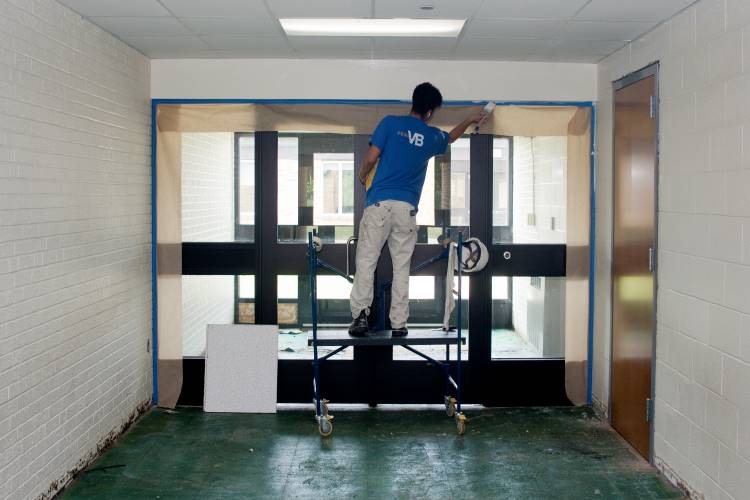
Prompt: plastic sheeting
<box><xmin>565</xmin><ymin>107</ymin><xmax>592</xmax><ymax>405</ymax></box>
<box><xmin>155</xmin><ymin>103</ymin><xmax>580</xmax><ymax>137</ymax></box>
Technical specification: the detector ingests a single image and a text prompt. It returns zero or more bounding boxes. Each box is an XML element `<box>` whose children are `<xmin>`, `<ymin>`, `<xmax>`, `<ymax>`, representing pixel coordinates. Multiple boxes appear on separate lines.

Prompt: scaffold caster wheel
<box><xmin>455</xmin><ymin>413</ymin><xmax>466</xmax><ymax>435</ymax></box>
<box><xmin>318</xmin><ymin>416</ymin><xmax>333</xmax><ymax>437</ymax></box>
<box><xmin>444</xmin><ymin>396</ymin><xmax>456</xmax><ymax>417</ymax></box>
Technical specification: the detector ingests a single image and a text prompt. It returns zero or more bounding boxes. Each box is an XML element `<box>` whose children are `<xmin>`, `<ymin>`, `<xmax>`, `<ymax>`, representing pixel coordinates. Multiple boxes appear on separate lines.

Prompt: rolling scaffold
<box><xmin>307</xmin><ymin>231</ymin><xmax>473</xmax><ymax>437</ymax></box>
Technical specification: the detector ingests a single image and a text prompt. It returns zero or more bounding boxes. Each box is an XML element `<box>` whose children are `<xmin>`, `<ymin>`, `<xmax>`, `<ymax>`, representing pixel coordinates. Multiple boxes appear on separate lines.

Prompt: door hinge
<box><xmin>646</xmin><ymin>398</ymin><xmax>654</xmax><ymax>422</ymax></box>
<box><xmin>649</xmin><ymin>95</ymin><xmax>657</xmax><ymax>118</ymax></box>
<box><xmin>648</xmin><ymin>247</ymin><xmax>655</xmax><ymax>272</ymax></box>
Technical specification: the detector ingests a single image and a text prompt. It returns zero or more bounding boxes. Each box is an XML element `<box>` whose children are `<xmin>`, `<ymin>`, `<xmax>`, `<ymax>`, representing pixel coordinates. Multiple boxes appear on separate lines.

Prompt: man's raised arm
<box><xmin>448</xmin><ymin>109</ymin><xmax>488</xmax><ymax>144</ymax></box>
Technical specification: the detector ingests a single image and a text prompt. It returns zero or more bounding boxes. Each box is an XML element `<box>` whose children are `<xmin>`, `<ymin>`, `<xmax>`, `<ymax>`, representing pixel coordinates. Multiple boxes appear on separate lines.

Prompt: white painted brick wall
<box><xmin>596</xmin><ymin>0</ymin><xmax>750</xmax><ymax>497</ymax></box>
<box><xmin>0</xmin><ymin>0</ymin><xmax>151</xmax><ymax>498</ymax></box>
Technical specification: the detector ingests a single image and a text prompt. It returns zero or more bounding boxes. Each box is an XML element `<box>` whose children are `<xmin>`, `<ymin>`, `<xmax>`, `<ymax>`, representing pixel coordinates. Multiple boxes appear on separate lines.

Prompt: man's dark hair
<box><xmin>411</xmin><ymin>82</ymin><xmax>443</xmax><ymax>118</ymax></box>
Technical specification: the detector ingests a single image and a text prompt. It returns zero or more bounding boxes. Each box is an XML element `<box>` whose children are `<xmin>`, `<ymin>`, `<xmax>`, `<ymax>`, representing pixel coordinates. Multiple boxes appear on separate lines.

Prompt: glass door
<box><xmin>164</xmin><ymin>103</ymin><xmax>591</xmax><ymax>407</ymax></box>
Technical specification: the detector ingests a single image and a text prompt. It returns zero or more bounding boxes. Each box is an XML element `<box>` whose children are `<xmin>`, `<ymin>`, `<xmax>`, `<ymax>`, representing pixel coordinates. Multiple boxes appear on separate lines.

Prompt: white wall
<box><xmin>595</xmin><ymin>0</ymin><xmax>750</xmax><ymax>498</ymax></box>
<box><xmin>0</xmin><ymin>0</ymin><xmax>151</xmax><ymax>498</ymax></box>
<box><xmin>151</xmin><ymin>59</ymin><xmax>597</xmax><ymax>101</ymax></box>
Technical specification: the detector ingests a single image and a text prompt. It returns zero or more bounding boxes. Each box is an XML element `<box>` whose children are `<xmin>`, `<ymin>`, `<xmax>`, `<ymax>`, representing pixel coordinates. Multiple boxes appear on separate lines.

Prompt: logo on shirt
<box><xmin>397</xmin><ymin>130</ymin><xmax>424</xmax><ymax>147</ymax></box>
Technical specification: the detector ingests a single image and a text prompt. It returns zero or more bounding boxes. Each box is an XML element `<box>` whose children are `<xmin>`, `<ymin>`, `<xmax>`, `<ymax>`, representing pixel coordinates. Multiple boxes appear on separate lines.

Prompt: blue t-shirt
<box><xmin>366</xmin><ymin>115</ymin><xmax>449</xmax><ymax>208</ymax></box>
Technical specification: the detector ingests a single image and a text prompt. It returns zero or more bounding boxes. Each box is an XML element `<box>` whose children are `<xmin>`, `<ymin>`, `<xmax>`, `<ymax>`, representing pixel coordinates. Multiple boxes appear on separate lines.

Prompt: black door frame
<box><xmin>159</xmin><ymin>99</ymin><xmax>593</xmax><ymax>408</ymax></box>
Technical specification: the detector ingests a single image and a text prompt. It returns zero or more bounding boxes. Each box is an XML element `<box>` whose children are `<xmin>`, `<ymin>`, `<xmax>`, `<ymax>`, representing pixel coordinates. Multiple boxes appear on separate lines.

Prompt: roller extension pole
<box><xmin>456</xmin><ymin>233</ymin><xmax>463</xmax><ymax>414</ymax></box>
<box><xmin>309</xmin><ymin>232</ymin><xmax>321</xmax><ymax>418</ymax></box>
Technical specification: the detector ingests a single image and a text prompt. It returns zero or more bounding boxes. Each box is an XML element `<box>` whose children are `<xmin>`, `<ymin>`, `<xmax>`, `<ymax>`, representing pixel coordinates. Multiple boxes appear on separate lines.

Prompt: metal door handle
<box><xmin>346</xmin><ymin>236</ymin><xmax>358</xmax><ymax>275</ymax></box>
<box><xmin>648</xmin><ymin>248</ymin><xmax>655</xmax><ymax>272</ymax></box>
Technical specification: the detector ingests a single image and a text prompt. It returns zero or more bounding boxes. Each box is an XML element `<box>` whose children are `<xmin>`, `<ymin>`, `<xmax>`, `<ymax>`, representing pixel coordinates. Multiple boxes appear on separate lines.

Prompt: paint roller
<box><xmin>474</xmin><ymin>101</ymin><xmax>496</xmax><ymax>133</ymax></box>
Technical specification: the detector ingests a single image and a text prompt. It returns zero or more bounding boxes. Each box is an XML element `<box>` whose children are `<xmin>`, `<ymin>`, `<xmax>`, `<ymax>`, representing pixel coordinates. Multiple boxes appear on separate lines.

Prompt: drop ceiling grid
<box><xmin>55</xmin><ymin>0</ymin><xmax>699</xmax><ymax>62</ymax></box>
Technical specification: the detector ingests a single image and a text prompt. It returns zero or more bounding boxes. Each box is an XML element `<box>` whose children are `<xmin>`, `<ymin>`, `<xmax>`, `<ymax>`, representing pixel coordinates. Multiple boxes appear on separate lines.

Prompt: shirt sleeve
<box><xmin>432</xmin><ymin>128</ymin><xmax>450</xmax><ymax>156</ymax></box>
<box><xmin>370</xmin><ymin>117</ymin><xmax>390</xmax><ymax>150</ymax></box>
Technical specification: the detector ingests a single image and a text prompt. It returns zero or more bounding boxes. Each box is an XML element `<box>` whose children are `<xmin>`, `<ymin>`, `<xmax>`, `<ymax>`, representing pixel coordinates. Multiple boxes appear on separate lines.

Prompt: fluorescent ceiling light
<box><xmin>280</xmin><ymin>18</ymin><xmax>465</xmax><ymax>37</ymax></box>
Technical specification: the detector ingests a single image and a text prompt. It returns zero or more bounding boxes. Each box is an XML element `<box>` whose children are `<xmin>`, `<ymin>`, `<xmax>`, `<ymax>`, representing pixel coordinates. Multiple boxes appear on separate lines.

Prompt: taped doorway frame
<box><xmin>149</xmin><ymin>98</ymin><xmax>597</xmax><ymax>407</ymax></box>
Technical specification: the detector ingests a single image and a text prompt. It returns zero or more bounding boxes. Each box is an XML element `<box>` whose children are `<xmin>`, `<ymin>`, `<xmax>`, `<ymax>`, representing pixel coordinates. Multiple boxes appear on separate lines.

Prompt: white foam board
<box><xmin>204</xmin><ymin>324</ymin><xmax>278</xmax><ymax>413</ymax></box>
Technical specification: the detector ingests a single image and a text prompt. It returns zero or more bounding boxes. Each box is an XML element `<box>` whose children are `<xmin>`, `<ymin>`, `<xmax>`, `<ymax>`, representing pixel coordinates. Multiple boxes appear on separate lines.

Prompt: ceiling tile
<box><xmin>89</xmin><ymin>17</ymin><xmax>191</xmax><ymax>36</ymax></box>
<box><xmin>574</xmin><ymin>0</ymin><xmax>694</xmax><ymax>21</ymax></box>
<box><xmin>537</xmin><ymin>38</ymin><xmax>626</xmax><ymax>55</ymax></box>
<box><xmin>453</xmin><ymin>37</ymin><xmax>541</xmax><ymax>61</ymax></box>
<box><xmin>61</xmin><ymin>0</ymin><xmax>695</xmax><ymax>62</ymax></box>
<box><xmin>293</xmin><ymin>49</ymin><xmax>374</xmax><ymax>59</ymax></box>
<box><xmin>371</xmin><ymin>50</ymin><xmax>455</xmax><ymax>60</ymax></box>
<box><xmin>524</xmin><ymin>53</ymin><xmax>602</xmax><ymax>63</ymax></box>
<box><xmin>373</xmin><ymin>0</ymin><xmax>482</xmax><ymax>18</ymax></box>
<box><xmin>180</xmin><ymin>17</ymin><xmax>281</xmax><ymax>36</ymax></box>
<box><xmin>464</xmin><ymin>19</ymin><xmax>565</xmax><ymax>38</ymax></box>
<box><xmin>456</xmin><ymin>37</ymin><xmax>543</xmax><ymax>52</ymax></box>
<box><xmin>453</xmin><ymin>51</ymin><xmax>535</xmax><ymax>61</ymax></box>
<box><xmin>147</xmin><ymin>49</ymin><xmax>214</xmax><ymax>59</ymax></box>
<box><xmin>57</xmin><ymin>0</ymin><xmax>171</xmax><ymax>17</ymax></box>
<box><xmin>559</xmin><ymin>20</ymin><xmax>656</xmax><ymax>40</ymax></box>
<box><xmin>121</xmin><ymin>35</ymin><xmax>209</xmax><ymax>53</ymax></box>
<box><xmin>288</xmin><ymin>36</ymin><xmax>372</xmax><ymax>51</ymax></box>
<box><xmin>371</xmin><ymin>37</ymin><xmax>458</xmax><ymax>50</ymax></box>
<box><xmin>266</xmin><ymin>0</ymin><xmax>371</xmax><ymax>18</ymax></box>
<box><xmin>166</xmin><ymin>48</ymin><xmax>296</xmax><ymax>58</ymax></box>
<box><xmin>159</xmin><ymin>0</ymin><xmax>271</xmax><ymax>18</ymax></box>
<box><xmin>476</xmin><ymin>0</ymin><xmax>591</xmax><ymax>20</ymax></box>
<box><xmin>199</xmin><ymin>35</ymin><xmax>291</xmax><ymax>51</ymax></box>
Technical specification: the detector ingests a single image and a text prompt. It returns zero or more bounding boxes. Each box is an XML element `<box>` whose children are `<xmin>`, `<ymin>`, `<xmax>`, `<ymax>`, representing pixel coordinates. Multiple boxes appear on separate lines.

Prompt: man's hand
<box><xmin>448</xmin><ymin>108</ymin><xmax>489</xmax><ymax>143</ymax></box>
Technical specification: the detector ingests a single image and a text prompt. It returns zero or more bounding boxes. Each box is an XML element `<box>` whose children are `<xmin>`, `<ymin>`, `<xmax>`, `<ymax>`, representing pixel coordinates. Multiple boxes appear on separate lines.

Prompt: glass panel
<box><xmin>181</xmin><ymin>275</ymin><xmax>255</xmax><ymax>357</ymax></box>
<box><xmin>491</xmin><ymin>276</ymin><xmax>565</xmax><ymax>359</ymax></box>
<box><xmin>237</xmin><ymin>135</ymin><xmax>255</xmax><ymax>240</ymax></box>
<box><xmin>342</xmin><ymin>168</ymin><xmax>354</xmax><ymax>213</ymax></box>
<box><xmin>322</xmin><ymin>165</ymin><xmax>339</xmax><ymax>213</ymax></box>
<box><xmin>277</xmin><ymin>134</ymin><xmax>355</xmax><ymax>244</ymax></box>
<box><xmin>492</xmin><ymin>276</ymin><xmax>509</xmax><ymax>300</ymax></box>
<box><xmin>182</xmin><ymin>132</ymin><xmax>242</xmax><ymax>242</ymax></box>
<box><xmin>237</xmin><ymin>275</ymin><xmax>255</xmax><ymax>324</ymax></box>
<box><xmin>392</xmin><ymin>275</ymin><xmax>469</xmax><ymax>360</ymax></box>
<box><xmin>277</xmin><ymin>274</ymin><xmax>353</xmax><ymax>360</ymax></box>
<box><xmin>237</xmin><ymin>135</ymin><xmax>255</xmax><ymax>225</ymax></box>
<box><xmin>415</xmin><ymin>137</ymin><xmax>470</xmax><ymax>244</ymax></box>
<box><xmin>492</xmin><ymin>137</ymin><xmax>510</xmax><ymax>236</ymax></box>
<box><xmin>493</xmin><ymin>136</ymin><xmax>567</xmax><ymax>244</ymax></box>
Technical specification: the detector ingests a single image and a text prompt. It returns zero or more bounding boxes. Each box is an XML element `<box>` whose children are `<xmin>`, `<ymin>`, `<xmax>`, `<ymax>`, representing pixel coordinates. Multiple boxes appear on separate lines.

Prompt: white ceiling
<box><xmin>57</xmin><ymin>0</ymin><xmax>696</xmax><ymax>62</ymax></box>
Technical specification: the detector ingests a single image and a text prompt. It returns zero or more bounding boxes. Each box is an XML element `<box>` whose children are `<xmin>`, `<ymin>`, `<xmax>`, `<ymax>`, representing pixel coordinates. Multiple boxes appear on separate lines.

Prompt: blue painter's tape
<box><xmin>586</xmin><ymin>104</ymin><xmax>597</xmax><ymax>406</ymax></box>
<box><xmin>148</xmin><ymin>98</ymin><xmax>596</xmax><ymax>407</ymax></box>
<box><xmin>151</xmin><ymin>98</ymin><xmax>594</xmax><ymax>108</ymax></box>
<box><xmin>150</xmin><ymin>101</ymin><xmax>158</xmax><ymax>406</ymax></box>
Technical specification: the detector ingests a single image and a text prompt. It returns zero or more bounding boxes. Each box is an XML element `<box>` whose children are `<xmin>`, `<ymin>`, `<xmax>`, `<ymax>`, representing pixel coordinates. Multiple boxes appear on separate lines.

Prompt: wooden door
<box><xmin>611</xmin><ymin>67</ymin><xmax>658</xmax><ymax>459</ymax></box>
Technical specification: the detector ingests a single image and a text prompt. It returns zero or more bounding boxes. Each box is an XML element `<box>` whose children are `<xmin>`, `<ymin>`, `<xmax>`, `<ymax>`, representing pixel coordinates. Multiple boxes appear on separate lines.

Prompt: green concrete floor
<box><xmin>61</xmin><ymin>407</ymin><xmax>683</xmax><ymax>499</ymax></box>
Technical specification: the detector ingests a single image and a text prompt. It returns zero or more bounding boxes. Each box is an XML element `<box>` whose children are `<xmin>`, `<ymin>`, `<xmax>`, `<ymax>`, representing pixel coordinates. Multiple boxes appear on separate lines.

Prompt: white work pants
<box><xmin>349</xmin><ymin>200</ymin><xmax>418</xmax><ymax>329</ymax></box>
